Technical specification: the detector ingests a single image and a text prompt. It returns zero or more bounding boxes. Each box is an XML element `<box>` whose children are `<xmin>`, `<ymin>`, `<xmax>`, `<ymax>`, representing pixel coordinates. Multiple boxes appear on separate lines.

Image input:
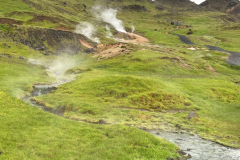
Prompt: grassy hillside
<box><xmin>0</xmin><ymin>43</ymin><xmax>181</xmax><ymax>159</ymax></box>
<box><xmin>1</xmin><ymin>0</ymin><xmax>240</xmax><ymax>159</ymax></box>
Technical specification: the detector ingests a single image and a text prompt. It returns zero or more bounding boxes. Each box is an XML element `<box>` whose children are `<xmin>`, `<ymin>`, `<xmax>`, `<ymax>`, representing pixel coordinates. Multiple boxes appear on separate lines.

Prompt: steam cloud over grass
<box><xmin>132</xmin><ymin>26</ymin><xmax>135</xmax><ymax>33</ymax></box>
<box><xmin>106</xmin><ymin>25</ymin><xmax>113</xmax><ymax>38</ymax></box>
<box><xmin>75</xmin><ymin>22</ymin><xmax>100</xmax><ymax>43</ymax></box>
<box><xmin>95</xmin><ymin>7</ymin><xmax>126</xmax><ymax>33</ymax></box>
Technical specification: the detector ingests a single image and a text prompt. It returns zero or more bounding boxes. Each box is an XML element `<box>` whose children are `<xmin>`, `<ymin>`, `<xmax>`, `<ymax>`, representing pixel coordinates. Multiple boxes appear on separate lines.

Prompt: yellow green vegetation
<box><xmin>34</xmin><ymin>46</ymin><xmax>240</xmax><ymax>148</ymax></box>
<box><xmin>1</xmin><ymin>0</ymin><xmax>240</xmax><ymax>159</ymax></box>
<box><xmin>0</xmin><ymin>47</ymin><xmax>181</xmax><ymax>159</ymax></box>
<box><xmin>0</xmin><ymin>92</ymin><xmax>180</xmax><ymax>159</ymax></box>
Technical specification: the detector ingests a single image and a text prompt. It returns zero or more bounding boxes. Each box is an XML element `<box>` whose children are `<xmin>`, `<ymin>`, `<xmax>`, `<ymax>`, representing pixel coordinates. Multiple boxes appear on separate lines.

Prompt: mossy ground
<box><xmin>33</xmin><ymin>44</ymin><xmax>240</xmax><ymax>148</ymax></box>
<box><xmin>0</xmin><ymin>43</ymin><xmax>180</xmax><ymax>159</ymax></box>
<box><xmin>1</xmin><ymin>0</ymin><xmax>240</xmax><ymax>159</ymax></box>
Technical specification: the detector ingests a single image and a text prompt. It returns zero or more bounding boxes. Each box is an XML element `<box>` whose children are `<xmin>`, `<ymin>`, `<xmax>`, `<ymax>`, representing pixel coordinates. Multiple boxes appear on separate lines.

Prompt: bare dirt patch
<box><xmin>206</xmin><ymin>65</ymin><xmax>218</xmax><ymax>74</ymax></box>
<box><xmin>0</xmin><ymin>18</ymin><xmax>23</xmax><ymax>26</ymax></box>
<box><xmin>79</xmin><ymin>39</ymin><xmax>93</xmax><ymax>49</ymax></box>
<box><xmin>115</xmin><ymin>32</ymin><xmax>150</xmax><ymax>44</ymax></box>
<box><xmin>56</xmin><ymin>26</ymin><xmax>71</xmax><ymax>32</ymax></box>
<box><xmin>93</xmin><ymin>43</ymin><xmax>130</xmax><ymax>60</ymax></box>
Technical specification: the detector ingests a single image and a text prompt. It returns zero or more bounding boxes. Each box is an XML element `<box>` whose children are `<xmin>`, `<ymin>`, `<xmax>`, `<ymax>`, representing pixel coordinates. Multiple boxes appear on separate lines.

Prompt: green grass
<box><xmin>33</xmin><ymin>46</ymin><xmax>240</xmax><ymax>148</ymax></box>
<box><xmin>25</xmin><ymin>20</ymin><xmax>59</xmax><ymax>29</ymax></box>
<box><xmin>0</xmin><ymin>0</ymin><xmax>33</xmax><ymax>16</ymax></box>
<box><xmin>0</xmin><ymin>46</ymin><xmax>181</xmax><ymax>159</ymax></box>
<box><xmin>0</xmin><ymin>92</ymin><xmax>180</xmax><ymax>160</ymax></box>
<box><xmin>1</xmin><ymin>0</ymin><xmax>240</xmax><ymax>158</ymax></box>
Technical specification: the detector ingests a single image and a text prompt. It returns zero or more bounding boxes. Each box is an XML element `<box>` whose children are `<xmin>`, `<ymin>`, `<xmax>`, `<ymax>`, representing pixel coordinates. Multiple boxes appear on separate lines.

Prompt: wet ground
<box><xmin>175</xmin><ymin>34</ymin><xmax>240</xmax><ymax>65</ymax></box>
<box><xmin>149</xmin><ymin>130</ymin><xmax>240</xmax><ymax>160</ymax></box>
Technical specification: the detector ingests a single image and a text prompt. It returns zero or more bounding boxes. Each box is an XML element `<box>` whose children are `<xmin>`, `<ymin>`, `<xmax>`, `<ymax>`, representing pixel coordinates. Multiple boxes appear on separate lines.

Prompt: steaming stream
<box><xmin>22</xmin><ymin>59</ymin><xmax>74</xmax><ymax>113</ymax></box>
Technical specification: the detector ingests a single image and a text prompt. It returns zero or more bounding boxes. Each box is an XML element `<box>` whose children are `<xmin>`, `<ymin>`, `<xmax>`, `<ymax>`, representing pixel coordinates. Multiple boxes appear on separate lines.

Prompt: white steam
<box><xmin>106</xmin><ymin>25</ymin><xmax>113</xmax><ymax>38</ymax></box>
<box><xmin>75</xmin><ymin>22</ymin><xmax>100</xmax><ymax>43</ymax></box>
<box><xmin>131</xmin><ymin>26</ymin><xmax>135</xmax><ymax>33</ymax></box>
<box><xmin>98</xmin><ymin>8</ymin><xmax>127</xmax><ymax>33</ymax></box>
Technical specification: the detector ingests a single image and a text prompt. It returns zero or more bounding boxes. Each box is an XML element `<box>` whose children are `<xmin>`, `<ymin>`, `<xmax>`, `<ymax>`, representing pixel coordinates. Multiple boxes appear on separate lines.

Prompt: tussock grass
<box><xmin>0</xmin><ymin>48</ymin><xmax>180</xmax><ymax>159</ymax></box>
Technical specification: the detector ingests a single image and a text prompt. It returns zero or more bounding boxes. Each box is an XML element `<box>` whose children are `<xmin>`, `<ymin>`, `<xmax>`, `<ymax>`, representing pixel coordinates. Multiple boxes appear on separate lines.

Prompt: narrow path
<box><xmin>175</xmin><ymin>34</ymin><xmax>240</xmax><ymax>65</ymax></box>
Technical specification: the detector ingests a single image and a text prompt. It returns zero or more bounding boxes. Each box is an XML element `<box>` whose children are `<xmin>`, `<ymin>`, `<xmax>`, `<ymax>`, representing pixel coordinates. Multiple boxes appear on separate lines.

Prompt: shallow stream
<box><xmin>149</xmin><ymin>130</ymin><xmax>240</xmax><ymax>160</ymax></box>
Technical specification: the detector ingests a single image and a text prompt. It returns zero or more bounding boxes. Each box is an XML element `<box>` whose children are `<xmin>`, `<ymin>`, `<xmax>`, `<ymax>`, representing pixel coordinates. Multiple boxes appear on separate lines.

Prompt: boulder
<box><xmin>187</xmin><ymin>111</ymin><xmax>197</xmax><ymax>119</ymax></box>
<box><xmin>98</xmin><ymin>119</ymin><xmax>106</xmax><ymax>124</ymax></box>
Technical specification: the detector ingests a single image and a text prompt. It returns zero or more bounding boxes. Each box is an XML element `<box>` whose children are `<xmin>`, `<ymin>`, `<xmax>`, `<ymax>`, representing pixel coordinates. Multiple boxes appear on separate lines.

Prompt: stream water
<box><xmin>149</xmin><ymin>130</ymin><xmax>240</xmax><ymax>160</ymax></box>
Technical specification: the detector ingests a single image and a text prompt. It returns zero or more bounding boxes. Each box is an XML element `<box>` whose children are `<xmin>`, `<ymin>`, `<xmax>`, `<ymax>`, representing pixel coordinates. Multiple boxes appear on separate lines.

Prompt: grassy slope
<box><xmin>35</xmin><ymin>44</ymin><xmax>240</xmax><ymax>148</ymax></box>
<box><xmin>0</xmin><ymin>43</ymin><xmax>180</xmax><ymax>159</ymax></box>
<box><xmin>0</xmin><ymin>0</ymin><xmax>240</xmax><ymax>159</ymax></box>
<box><xmin>0</xmin><ymin>93</ymin><xmax>179</xmax><ymax>160</ymax></box>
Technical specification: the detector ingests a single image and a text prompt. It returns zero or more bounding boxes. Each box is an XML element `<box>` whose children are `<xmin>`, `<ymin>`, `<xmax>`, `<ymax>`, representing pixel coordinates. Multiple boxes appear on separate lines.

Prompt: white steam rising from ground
<box><xmin>106</xmin><ymin>25</ymin><xmax>113</xmax><ymax>38</ymax></box>
<box><xmin>131</xmin><ymin>26</ymin><xmax>135</xmax><ymax>33</ymax></box>
<box><xmin>75</xmin><ymin>7</ymin><xmax>134</xmax><ymax>43</ymax></box>
<box><xmin>28</xmin><ymin>58</ymin><xmax>78</xmax><ymax>83</ymax></box>
<box><xmin>75</xmin><ymin>22</ymin><xmax>100</xmax><ymax>43</ymax></box>
<box><xmin>97</xmin><ymin>7</ymin><xmax>127</xmax><ymax>33</ymax></box>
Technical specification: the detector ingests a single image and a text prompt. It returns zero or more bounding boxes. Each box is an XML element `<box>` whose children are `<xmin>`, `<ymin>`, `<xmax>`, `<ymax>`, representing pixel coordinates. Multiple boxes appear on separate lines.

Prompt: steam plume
<box><xmin>131</xmin><ymin>26</ymin><xmax>135</xmax><ymax>33</ymax></box>
<box><xmin>106</xmin><ymin>25</ymin><xmax>113</xmax><ymax>38</ymax></box>
<box><xmin>75</xmin><ymin>22</ymin><xmax>100</xmax><ymax>43</ymax></box>
<box><xmin>96</xmin><ymin>7</ymin><xmax>126</xmax><ymax>33</ymax></box>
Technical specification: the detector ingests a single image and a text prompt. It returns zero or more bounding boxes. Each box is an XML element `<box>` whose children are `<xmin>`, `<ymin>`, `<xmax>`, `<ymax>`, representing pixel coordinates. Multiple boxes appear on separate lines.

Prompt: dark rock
<box><xmin>19</xmin><ymin>56</ymin><xmax>25</xmax><ymax>60</ymax></box>
<box><xmin>142</xmin><ymin>127</ymin><xmax>147</xmax><ymax>131</ymax></box>
<box><xmin>8</xmin><ymin>46</ymin><xmax>11</xmax><ymax>48</ymax></box>
<box><xmin>85</xmin><ymin>48</ymin><xmax>96</xmax><ymax>54</ymax></box>
<box><xmin>0</xmin><ymin>53</ymin><xmax>6</xmax><ymax>55</ymax></box>
<box><xmin>0</xmin><ymin>151</ymin><xmax>2</xmax><ymax>155</ymax></box>
<box><xmin>9</xmin><ymin>56</ymin><xmax>13</xmax><ymax>59</ymax></box>
<box><xmin>99</xmin><ymin>119</ymin><xmax>106</xmax><ymax>124</ymax></box>
<box><xmin>187</xmin><ymin>111</ymin><xmax>197</xmax><ymax>119</ymax></box>
<box><xmin>156</xmin><ymin>132</ymin><xmax>160</xmax><ymax>135</ymax></box>
<box><xmin>178</xmin><ymin>150</ymin><xmax>187</xmax><ymax>156</ymax></box>
<box><xmin>36</xmin><ymin>46</ymin><xmax>46</xmax><ymax>51</ymax></box>
<box><xmin>187</xmin><ymin>29</ymin><xmax>193</xmax><ymax>35</ymax></box>
<box><xmin>122</xmin><ymin>5</ymin><xmax>148</xmax><ymax>11</ymax></box>
<box><xmin>43</xmin><ymin>51</ymin><xmax>53</xmax><ymax>56</ymax></box>
<box><xmin>187</xmin><ymin>154</ymin><xmax>192</xmax><ymax>159</ymax></box>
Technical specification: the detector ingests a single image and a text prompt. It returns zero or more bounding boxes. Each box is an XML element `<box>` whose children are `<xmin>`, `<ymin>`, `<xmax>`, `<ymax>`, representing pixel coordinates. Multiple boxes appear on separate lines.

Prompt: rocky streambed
<box><xmin>149</xmin><ymin>130</ymin><xmax>240</xmax><ymax>160</ymax></box>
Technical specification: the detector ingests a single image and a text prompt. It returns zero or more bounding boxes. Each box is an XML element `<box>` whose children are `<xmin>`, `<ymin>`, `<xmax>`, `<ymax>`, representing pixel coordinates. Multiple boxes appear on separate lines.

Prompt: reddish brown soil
<box><xmin>28</xmin><ymin>16</ymin><xmax>60</xmax><ymax>23</ymax></box>
<box><xmin>79</xmin><ymin>39</ymin><xmax>93</xmax><ymax>49</ymax></box>
<box><xmin>116</xmin><ymin>32</ymin><xmax>150</xmax><ymax>44</ymax></box>
<box><xmin>93</xmin><ymin>43</ymin><xmax>130</xmax><ymax>60</ymax></box>
<box><xmin>206</xmin><ymin>65</ymin><xmax>218</xmax><ymax>74</ymax></box>
<box><xmin>56</xmin><ymin>26</ymin><xmax>71</xmax><ymax>32</ymax></box>
<box><xmin>0</xmin><ymin>18</ymin><xmax>23</xmax><ymax>26</ymax></box>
